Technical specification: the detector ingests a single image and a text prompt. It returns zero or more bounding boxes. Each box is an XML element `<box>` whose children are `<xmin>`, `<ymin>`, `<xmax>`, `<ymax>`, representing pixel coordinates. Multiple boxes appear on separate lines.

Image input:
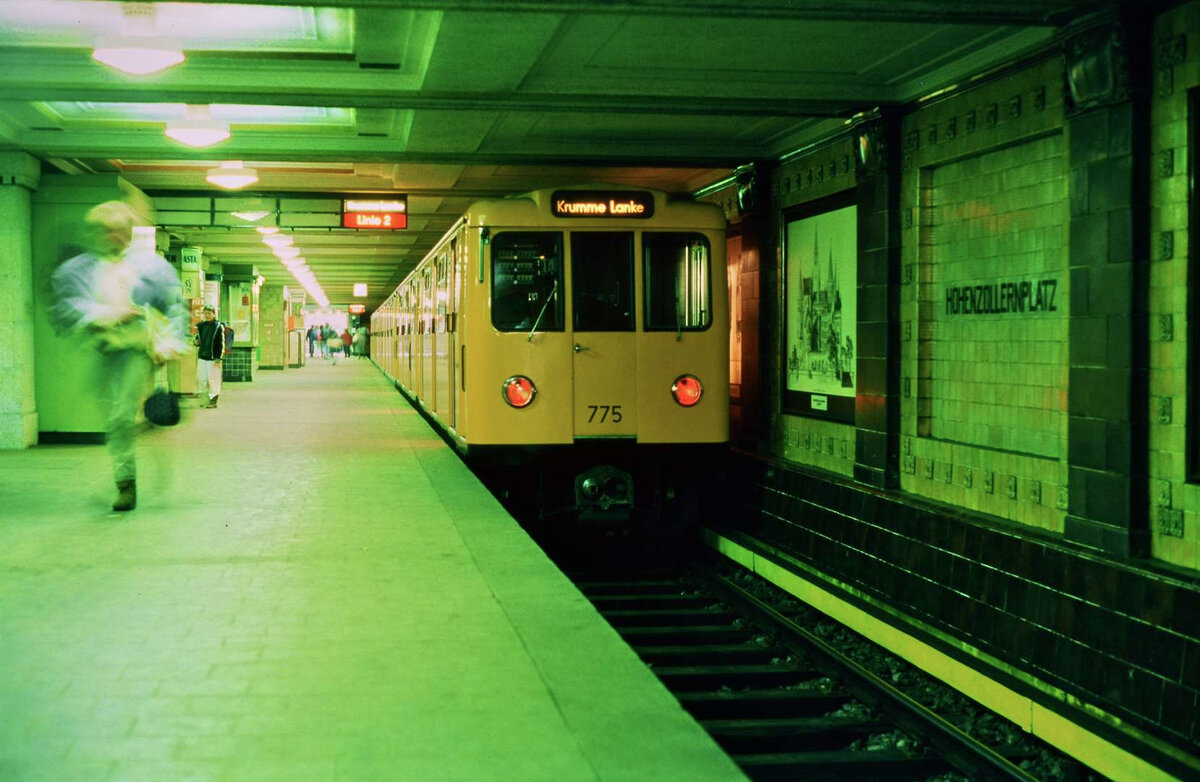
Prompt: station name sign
<box><xmin>945</xmin><ymin>278</ymin><xmax>1059</xmax><ymax>316</ymax></box>
<box><xmin>343</xmin><ymin>197</ymin><xmax>407</xmax><ymax>229</ymax></box>
<box><xmin>348</xmin><ymin>304</ymin><xmax>366</xmax><ymax>314</ymax></box>
<box><xmin>551</xmin><ymin>190</ymin><xmax>654</xmax><ymax>218</ymax></box>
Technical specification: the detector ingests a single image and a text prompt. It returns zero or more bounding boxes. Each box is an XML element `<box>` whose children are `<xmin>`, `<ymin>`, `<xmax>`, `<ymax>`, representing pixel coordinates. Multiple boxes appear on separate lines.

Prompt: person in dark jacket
<box><xmin>193</xmin><ymin>305</ymin><xmax>224</xmax><ymax>409</ymax></box>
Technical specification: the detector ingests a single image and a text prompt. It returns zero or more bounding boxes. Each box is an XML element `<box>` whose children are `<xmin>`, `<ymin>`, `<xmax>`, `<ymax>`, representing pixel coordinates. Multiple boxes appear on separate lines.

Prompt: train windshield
<box><xmin>643</xmin><ymin>232</ymin><xmax>712</xmax><ymax>331</ymax></box>
<box><xmin>571</xmin><ymin>232</ymin><xmax>634</xmax><ymax>332</ymax></box>
<box><xmin>491</xmin><ymin>232</ymin><xmax>564</xmax><ymax>332</ymax></box>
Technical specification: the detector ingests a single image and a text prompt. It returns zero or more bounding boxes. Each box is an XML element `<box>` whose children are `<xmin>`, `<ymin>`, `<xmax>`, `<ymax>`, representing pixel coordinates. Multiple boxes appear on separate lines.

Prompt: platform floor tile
<box><xmin>0</xmin><ymin>359</ymin><xmax>745</xmax><ymax>781</ymax></box>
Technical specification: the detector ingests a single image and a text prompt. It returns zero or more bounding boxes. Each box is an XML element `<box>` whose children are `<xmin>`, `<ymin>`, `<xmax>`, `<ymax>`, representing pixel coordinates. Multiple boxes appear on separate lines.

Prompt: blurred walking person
<box><xmin>48</xmin><ymin>201</ymin><xmax>186</xmax><ymax>512</ymax></box>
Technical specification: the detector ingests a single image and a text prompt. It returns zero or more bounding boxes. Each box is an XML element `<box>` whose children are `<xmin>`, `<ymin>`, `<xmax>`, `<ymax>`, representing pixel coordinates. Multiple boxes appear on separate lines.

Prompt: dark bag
<box><xmin>144</xmin><ymin>387</ymin><xmax>180</xmax><ymax>426</ymax></box>
<box><xmin>221</xmin><ymin>323</ymin><xmax>235</xmax><ymax>356</ymax></box>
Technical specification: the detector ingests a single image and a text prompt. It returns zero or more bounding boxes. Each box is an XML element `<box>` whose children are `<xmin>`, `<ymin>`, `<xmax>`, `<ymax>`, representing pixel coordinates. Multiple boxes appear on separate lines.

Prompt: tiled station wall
<box><xmin>722</xmin><ymin>454</ymin><xmax>1200</xmax><ymax>764</ymax></box>
<box><xmin>716</xmin><ymin>32</ymin><xmax>1200</xmax><ymax>766</ymax></box>
<box><xmin>902</xmin><ymin>58</ymin><xmax>1069</xmax><ymax>532</ymax></box>
<box><xmin>1150</xmin><ymin>3</ymin><xmax>1200</xmax><ymax>571</ymax></box>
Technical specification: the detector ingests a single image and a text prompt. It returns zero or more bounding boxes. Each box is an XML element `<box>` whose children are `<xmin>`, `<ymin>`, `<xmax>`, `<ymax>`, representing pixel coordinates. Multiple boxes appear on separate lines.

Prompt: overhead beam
<box><xmin>157</xmin><ymin>0</ymin><xmax>1102</xmax><ymax>26</ymax></box>
<box><xmin>16</xmin><ymin>129</ymin><xmax>767</xmax><ymax>167</ymax></box>
<box><xmin>0</xmin><ymin>60</ymin><xmax>862</xmax><ymax>118</ymax></box>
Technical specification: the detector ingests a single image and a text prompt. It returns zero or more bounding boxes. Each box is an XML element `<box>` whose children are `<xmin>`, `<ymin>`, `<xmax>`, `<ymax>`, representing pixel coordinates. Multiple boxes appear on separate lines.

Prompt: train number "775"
<box><xmin>587</xmin><ymin>405</ymin><xmax>624</xmax><ymax>423</ymax></box>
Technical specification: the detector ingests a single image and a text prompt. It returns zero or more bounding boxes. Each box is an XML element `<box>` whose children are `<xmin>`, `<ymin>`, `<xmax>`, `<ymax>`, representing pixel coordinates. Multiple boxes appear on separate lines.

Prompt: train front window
<box><xmin>643</xmin><ymin>232</ymin><xmax>711</xmax><ymax>331</ymax></box>
<box><xmin>571</xmin><ymin>232</ymin><xmax>634</xmax><ymax>332</ymax></box>
<box><xmin>491</xmin><ymin>232</ymin><xmax>563</xmax><ymax>332</ymax></box>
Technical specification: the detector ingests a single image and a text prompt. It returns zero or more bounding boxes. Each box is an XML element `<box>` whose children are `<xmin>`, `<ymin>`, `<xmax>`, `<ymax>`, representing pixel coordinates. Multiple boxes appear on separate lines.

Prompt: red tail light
<box><xmin>671</xmin><ymin>374</ymin><xmax>702</xmax><ymax>407</ymax></box>
<box><xmin>502</xmin><ymin>375</ymin><xmax>536</xmax><ymax>407</ymax></box>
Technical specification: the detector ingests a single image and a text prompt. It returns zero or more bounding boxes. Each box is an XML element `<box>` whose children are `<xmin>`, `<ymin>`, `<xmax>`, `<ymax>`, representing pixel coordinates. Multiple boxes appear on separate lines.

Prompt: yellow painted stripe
<box><xmin>703</xmin><ymin>529</ymin><xmax>1194</xmax><ymax>782</ymax></box>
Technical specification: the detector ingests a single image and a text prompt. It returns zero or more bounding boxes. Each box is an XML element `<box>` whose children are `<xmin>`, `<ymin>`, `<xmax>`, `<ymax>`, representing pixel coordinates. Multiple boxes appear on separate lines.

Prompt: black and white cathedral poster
<box><xmin>783</xmin><ymin>191</ymin><xmax>856</xmax><ymax>422</ymax></box>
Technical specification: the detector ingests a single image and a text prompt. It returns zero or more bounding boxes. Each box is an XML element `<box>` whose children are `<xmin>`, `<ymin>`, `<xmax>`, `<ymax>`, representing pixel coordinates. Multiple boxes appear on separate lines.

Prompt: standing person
<box><xmin>194</xmin><ymin>305</ymin><xmax>224</xmax><ymax>409</ymax></box>
<box><xmin>306</xmin><ymin>324</ymin><xmax>316</xmax><ymax>358</ymax></box>
<box><xmin>317</xmin><ymin>323</ymin><xmax>327</xmax><ymax>359</ymax></box>
<box><xmin>340</xmin><ymin>327</ymin><xmax>352</xmax><ymax>359</ymax></box>
<box><xmin>355</xmin><ymin>325</ymin><xmax>368</xmax><ymax>359</ymax></box>
<box><xmin>48</xmin><ymin>200</ymin><xmax>186</xmax><ymax>512</ymax></box>
<box><xmin>327</xmin><ymin>329</ymin><xmax>342</xmax><ymax>365</ymax></box>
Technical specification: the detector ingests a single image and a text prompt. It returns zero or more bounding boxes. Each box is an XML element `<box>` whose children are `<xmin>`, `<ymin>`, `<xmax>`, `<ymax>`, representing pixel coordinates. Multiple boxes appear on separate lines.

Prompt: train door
<box><xmin>420</xmin><ymin>266</ymin><xmax>435</xmax><ymax>405</ymax></box>
<box><xmin>447</xmin><ymin>237</ymin><xmax>459</xmax><ymax>429</ymax></box>
<box><xmin>570</xmin><ymin>231</ymin><xmax>637</xmax><ymax>438</ymax></box>
<box><xmin>434</xmin><ymin>250</ymin><xmax>452</xmax><ymax>418</ymax></box>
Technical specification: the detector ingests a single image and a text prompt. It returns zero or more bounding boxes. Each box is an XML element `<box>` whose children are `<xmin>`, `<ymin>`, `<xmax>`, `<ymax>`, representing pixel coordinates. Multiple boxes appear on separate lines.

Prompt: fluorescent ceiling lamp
<box><xmin>165</xmin><ymin>104</ymin><xmax>228</xmax><ymax>148</ymax></box>
<box><xmin>262</xmin><ymin>234</ymin><xmax>292</xmax><ymax>247</ymax></box>
<box><xmin>92</xmin><ymin>4</ymin><xmax>184</xmax><ymax>76</ymax></box>
<box><xmin>256</xmin><ymin>226</ymin><xmax>279</xmax><ymax>234</ymax></box>
<box><xmin>353</xmin><ymin>283</ymin><xmax>367</xmax><ymax>297</ymax></box>
<box><xmin>231</xmin><ymin>211</ymin><xmax>270</xmax><ymax>222</ymax></box>
<box><xmin>93</xmin><ymin>34</ymin><xmax>184</xmax><ymax>75</ymax></box>
<box><xmin>206</xmin><ymin>161</ymin><xmax>257</xmax><ymax>190</ymax></box>
<box><xmin>274</xmin><ymin>246</ymin><xmax>302</xmax><ymax>260</ymax></box>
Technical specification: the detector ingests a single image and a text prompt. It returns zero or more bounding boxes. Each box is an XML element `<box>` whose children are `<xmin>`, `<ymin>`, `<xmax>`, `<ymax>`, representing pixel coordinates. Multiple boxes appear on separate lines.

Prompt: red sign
<box><xmin>348</xmin><ymin>304</ymin><xmax>366</xmax><ymax>314</ymax></box>
<box><xmin>343</xmin><ymin>212</ymin><xmax>406</xmax><ymax>229</ymax></box>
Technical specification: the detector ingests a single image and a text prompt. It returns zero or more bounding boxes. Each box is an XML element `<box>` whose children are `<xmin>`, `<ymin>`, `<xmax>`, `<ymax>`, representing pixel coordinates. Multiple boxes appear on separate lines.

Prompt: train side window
<box><xmin>491</xmin><ymin>232</ymin><xmax>563</xmax><ymax>332</ymax></box>
<box><xmin>643</xmin><ymin>232</ymin><xmax>712</xmax><ymax>331</ymax></box>
<box><xmin>572</xmin><ymin>231</ymin><xmax>634</xmax><ymax>332</ymax></box>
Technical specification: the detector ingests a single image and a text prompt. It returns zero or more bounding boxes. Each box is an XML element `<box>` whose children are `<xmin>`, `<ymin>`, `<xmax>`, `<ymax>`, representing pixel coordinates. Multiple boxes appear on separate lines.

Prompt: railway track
<box><xmin>572</xmin><ymin>560</ymin><xmax>1047</xmax><ymax>782</ymax></box>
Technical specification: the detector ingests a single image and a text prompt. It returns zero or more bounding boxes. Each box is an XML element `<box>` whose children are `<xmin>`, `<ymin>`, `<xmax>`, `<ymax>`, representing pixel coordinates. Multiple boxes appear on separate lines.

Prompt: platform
<box><xmin>0</xmin><ymin>357</ymin><xmax>745</xmax><ymax>781</ymax></box>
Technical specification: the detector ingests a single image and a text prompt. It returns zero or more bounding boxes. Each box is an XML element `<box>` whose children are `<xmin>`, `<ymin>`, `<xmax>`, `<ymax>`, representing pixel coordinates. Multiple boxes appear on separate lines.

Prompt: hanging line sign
<box><xmin>343</xmin><ymin>197</ymin><xmax>407</xmax><ymax>229</ymax></box>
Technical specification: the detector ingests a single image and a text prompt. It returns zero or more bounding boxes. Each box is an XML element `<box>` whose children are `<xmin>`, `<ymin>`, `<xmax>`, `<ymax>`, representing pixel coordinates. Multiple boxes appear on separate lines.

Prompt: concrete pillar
<box><xmin>31</xmin><ymin>174</ymin><xmax>146</xmax><ymax>440</ymax></box>
<box><xmin>0</xmin><ymin>152</ymin><xmax>40</xmax><ymax>448</ymax></box>
<box><xmin>853</xmin><ymin>113</ymin><xmax>902</xmax><ymax>489</ymax></box>
<box><xmin>1061</xmin><ymin>10</ymin><xmax>1152</xmax><ymax>556</ymax></box>
<box><xmin>259</xmin><ymin>284</ymin><xmax>287</xmax><ymax>369</ymax></box>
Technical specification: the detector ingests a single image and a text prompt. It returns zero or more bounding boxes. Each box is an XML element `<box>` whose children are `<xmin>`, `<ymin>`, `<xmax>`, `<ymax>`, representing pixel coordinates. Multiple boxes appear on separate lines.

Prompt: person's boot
<box><xmin>113</xmin><ymin>480</ymin><xmax>136</xmax><ymax>512</ymax></box>
<box><xmin>206</xmin><ymin>394</ymin><xmax>219</xmax><ymax>409</ymax></box>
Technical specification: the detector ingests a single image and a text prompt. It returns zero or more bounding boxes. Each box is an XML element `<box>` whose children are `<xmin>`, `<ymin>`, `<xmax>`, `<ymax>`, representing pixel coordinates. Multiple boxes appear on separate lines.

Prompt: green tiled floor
<box><xmin>0</xmin><ymin>359</ymin><xmax>744</xmax><ymax>781</ymax></box>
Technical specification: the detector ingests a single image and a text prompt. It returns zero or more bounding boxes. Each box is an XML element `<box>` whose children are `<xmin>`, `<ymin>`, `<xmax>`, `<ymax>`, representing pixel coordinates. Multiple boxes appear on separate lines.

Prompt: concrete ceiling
<box><xmin>0</xmin><ymin>0</ymin><xmax>1111</xmax><ymax>311</ymax></box>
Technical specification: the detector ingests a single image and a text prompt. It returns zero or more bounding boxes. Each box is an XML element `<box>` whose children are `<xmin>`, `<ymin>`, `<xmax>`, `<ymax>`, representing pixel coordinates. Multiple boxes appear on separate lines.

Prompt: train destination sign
<box><xmin>551</xmin><ymin>190</ymin><xmax>654</xmax><ymax>218</ymax></box>
<box><xmin>342</xmin><ymin>197</ymin><xmax>407</xmax><ymax>229</ymax></box>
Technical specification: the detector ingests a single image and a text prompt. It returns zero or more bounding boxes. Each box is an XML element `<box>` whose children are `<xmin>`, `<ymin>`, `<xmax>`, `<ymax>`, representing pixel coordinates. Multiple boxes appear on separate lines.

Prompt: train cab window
<box><xmin>491</xmin><ymin>232</ymin><xmax>564</xmax><ymax>332</ymax></box>
<box><xmin>643</xmin><ymin>232</ymin><xmax>712</xmax><ymax>331</ymax></box>
<box><xmin>572</xmin><ymin>232</ymin><xmax>634</xmax><ymax>332</ymax></box>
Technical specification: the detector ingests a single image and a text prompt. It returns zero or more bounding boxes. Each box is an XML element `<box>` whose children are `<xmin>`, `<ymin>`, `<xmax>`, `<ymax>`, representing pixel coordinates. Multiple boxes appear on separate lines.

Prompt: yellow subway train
<box><xmin>371</xmin><ymin>185</ymin><xmax>728</xmax><ymax>526</ymax></box>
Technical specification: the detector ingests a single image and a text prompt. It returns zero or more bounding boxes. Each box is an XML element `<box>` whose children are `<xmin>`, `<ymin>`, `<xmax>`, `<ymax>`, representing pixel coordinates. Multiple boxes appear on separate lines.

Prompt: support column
<box><xmin>258</xmin><ymin>284</ymin><xmax>287</xmax><ymax>370</ymax></box>
<box><xmin>1062</xmin><ymin>10</ymin><xmax>1152</xmax><ymax>556</ymax></box>
<box><xmin>0</xmin><ymin>153</ymin><xmax>41</xmax><ymax>448</ymax></box>
<box><xmin>853</xmin><ymin>113</ymin><xmax>902</xmax><ymax>489</ymax></box>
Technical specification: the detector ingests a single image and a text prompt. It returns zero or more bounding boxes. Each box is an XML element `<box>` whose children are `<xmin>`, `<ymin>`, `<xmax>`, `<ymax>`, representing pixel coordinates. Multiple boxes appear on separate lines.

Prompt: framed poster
<box><xmin>783</xmin><ymin>189</ymin><xmax>857</xmax><ymax>422</ymax></box>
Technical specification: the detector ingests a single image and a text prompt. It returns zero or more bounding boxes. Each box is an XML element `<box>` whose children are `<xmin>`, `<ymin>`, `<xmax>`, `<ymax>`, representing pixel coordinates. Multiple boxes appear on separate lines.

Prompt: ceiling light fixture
<box><xmin>232</xmin><ymin>211</ymin><xmax>270</xmax><ymax>222</ymax></box>
<box><xmin>256</xmin><ymin>226</ymin><xmax>280</xmax><ymax>235</ymax></box>
<box><xmin>92</xmin><ymin>3</ymin><xmax>185</xmax><ymax>76</ymax></box>
<box><xmin>353</xmin><ymin>283</ymin><xmax>367</xmax><ymax>297</ymax></box>
<box><xmin>206</xmin><ymin>160</ymin><xmax>258</xmax><ymax>190</ymax></box>
<box><xmin>262</xmin><ymin>234</ymin><xmax>293</xmax><ymax>248</ymax></box>
<box><xmin>274</xmin><ymin>246</ymin><xmax>302</xmax><ymax>260</ymax></box>
<box><xmin>165</xmin><ymin>104</ymin><xmax>229</xmax><ymax>148</ymax></box>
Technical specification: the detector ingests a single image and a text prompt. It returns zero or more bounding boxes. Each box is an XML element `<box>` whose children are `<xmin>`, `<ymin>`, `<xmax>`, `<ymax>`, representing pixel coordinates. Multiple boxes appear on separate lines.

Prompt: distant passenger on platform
<box><xmin>306</xmin><ymin>324</ymin><xmax>317</xmax><ymax>358</ymax></box>
<box><xmin>340</xmin><ymin>328</ymin><xmax>352</xmax><ymax>359</ymax></box>
<box><xmin>47</xmin><ymin>200</ymin><xmax>187</xmax><ymax>512</ymax></box>
<box><xmin>194</xmin><ymin>305</ymin><xmax>224</xmax><ymax>409</ymax></box>
<box><xmin>327</xmin><ymin>329</ymin><xmax>343</xmax><ymax>365</ymax></box>
<box><xmin>317</xmin><ymin>324</ymin><xmax>328</xmax><ymax>359</ymax></box>
<box><xmin>354</xmin><ymin>325</ymin><xmax>368</xmax><ymax>358</ymax></box>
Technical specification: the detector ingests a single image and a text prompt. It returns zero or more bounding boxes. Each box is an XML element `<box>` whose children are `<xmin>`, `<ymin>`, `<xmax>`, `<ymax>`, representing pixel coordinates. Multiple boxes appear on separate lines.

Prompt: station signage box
<box><xmin>348</xmin><ymin>304</ymin><xmax>366</xmax><ymax>314</ymax></box>
<box><xmin>343</xmin><ymin>197</ymin><xmax>407</xmax><ymax>229</ymax></box>
<box><xmin>551</xmin><ymin>190</ymin><xmax>654</xmax><ymax>219</ymax></box>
